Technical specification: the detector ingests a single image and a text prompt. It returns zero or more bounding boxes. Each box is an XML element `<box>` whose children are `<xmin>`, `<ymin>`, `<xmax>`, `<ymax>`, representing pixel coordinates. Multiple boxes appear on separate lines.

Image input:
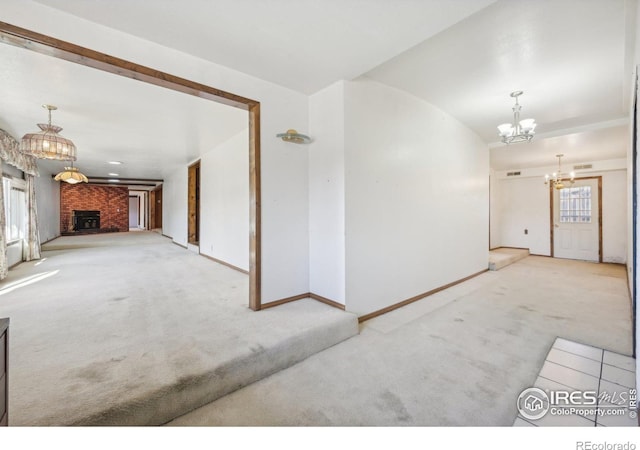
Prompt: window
<box><xmin>2</xmin><ymin>176</ymin><xmax>27</xmax><ymax>243</ymax></box>
<box><xmin>559</xmin><ymin>186</ymin><xmax>591</xmax><ymax>223</ymax></box>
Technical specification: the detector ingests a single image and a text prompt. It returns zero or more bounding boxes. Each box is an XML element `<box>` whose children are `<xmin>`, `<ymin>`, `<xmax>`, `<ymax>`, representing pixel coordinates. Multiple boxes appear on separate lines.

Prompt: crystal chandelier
<box><xmin>497</xmin><ymin>91</ymin><xmax>537</xmax><ymax>144</ymax></box>
<box><xmin>20</xmin><ymin>104</ymin><xmax>77</xmax><ymax>160</ymax></box>
<box><xmin>544</xmin><ymin>154</ymin><xmax>575</xmax><ymax>190</ymax></box>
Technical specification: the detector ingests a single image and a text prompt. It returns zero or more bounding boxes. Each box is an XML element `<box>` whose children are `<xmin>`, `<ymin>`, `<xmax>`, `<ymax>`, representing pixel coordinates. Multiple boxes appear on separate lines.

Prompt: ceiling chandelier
<box><xmin>276</xmin><ymin>129</ymin><xmax>311</xmax><ymax>144</ymax></box>
<box><xmin>20</xmin><ymin>104</ymin><xmax>77</xmax><ymax>160</ymax></box>
<box><xmin>54</xmin><ymin>163</ymin><xmax>88</xmax><ymax>184</ymax></box>
<box><xmin>497</xmin><ymin>91</ymin><xmax>537</xmax><ymax>144</ymax></box>
<box><xmin>544</xmin><ymin>154</ymin><xmax>575</xmax><ymax>190</ymax></box>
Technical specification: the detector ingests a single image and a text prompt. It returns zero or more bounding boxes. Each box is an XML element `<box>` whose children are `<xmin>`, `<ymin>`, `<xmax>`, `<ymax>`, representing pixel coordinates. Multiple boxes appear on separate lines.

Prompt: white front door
<box><xmin>553</xmin><ymin>178</ymin><xmax>600</xmax><ymax>262</ymax></box>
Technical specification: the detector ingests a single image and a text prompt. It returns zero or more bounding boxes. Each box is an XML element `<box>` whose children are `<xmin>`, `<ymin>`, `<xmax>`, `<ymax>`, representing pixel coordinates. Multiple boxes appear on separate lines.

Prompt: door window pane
<box><xmin>559</xmin><ymin>186</ymin><xmax>591</xmax><ymax>223</ymax></box>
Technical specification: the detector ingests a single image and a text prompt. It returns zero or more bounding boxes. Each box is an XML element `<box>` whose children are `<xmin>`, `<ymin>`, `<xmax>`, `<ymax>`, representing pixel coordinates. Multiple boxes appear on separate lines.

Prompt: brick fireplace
<box><xmin>60</xmin><ymin>184</ymin><xmax>129</xmax><ymax>233</ymax></box>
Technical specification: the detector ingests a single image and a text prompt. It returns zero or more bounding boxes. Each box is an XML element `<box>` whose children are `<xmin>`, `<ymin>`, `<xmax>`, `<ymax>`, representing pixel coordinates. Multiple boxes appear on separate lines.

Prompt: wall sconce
<box><xmin>276</xmin><ymin>129</ymin><xmax>311</xmax><ymax>144</ymax></box>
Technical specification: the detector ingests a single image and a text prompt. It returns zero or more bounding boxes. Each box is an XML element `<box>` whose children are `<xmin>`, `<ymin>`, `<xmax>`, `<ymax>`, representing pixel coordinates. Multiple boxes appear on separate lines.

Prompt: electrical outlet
<box><xmin>524</xmin><ymin>229</ymin><xmax>528</xmax><ymax>235</ymax></box>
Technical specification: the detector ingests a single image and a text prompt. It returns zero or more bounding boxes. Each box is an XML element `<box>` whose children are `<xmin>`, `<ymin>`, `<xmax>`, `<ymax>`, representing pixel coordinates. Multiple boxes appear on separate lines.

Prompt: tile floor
<box><xmin>514</xmin><ymin>338</ymin><xmax>637</xmax><ymax>427</ymax></box>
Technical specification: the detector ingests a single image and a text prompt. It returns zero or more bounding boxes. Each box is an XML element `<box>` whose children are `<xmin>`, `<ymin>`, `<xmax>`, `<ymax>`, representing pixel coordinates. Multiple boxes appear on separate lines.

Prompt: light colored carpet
<box><xmin>169</xmin><ymin>256</ymin><xmax>634</xmax><ymax>426</ymax></box>
<box><xmin>489</xmin><ymin>248</ymin><xmax>529</xmax><ymax>271</ymax></box>
<box><xmin>0</xmin><ymin>232</ymin><xmax>358</xmax><ymax>425</ymax></box>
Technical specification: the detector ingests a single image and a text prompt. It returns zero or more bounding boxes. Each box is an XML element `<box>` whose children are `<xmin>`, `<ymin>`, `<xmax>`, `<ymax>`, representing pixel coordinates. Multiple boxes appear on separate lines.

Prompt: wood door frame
<box><xmin>549</xmin><ymin>175</ymin><xmax>603</xmax><ymax>263</ymax></box>
<box><xmin>188</xmin><ymin>160</ymin><xmax>200</xmax><ymax>245</ymax></box>
<box><xmin>0</xmin><ymin>22</ymin><xmax>262</xmax><ymax>310</ymax></box>
<box><xmin>150</xmin><ymin>185</ymin><xmax>163</xmax><ymax>230</ymax></box>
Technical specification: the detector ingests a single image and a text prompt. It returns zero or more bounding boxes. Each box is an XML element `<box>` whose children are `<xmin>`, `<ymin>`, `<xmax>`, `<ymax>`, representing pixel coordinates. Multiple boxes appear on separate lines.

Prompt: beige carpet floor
<box><xmin>0</xmin><ymin>232</ymin><xmax>358</xmax><ymax>425</ymax></box>
<box><xmin>169</xmin><ymin>256</ymin><xmax>634</xmax><ymax>426</ymax></box>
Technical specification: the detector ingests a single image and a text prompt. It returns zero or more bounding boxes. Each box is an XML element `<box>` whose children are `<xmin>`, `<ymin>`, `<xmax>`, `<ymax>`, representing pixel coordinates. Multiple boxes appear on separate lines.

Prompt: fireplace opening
<box><xmin>73</xmin><ymin>210</ymin><xmax>100</xmax><ymax>231</ymax></box>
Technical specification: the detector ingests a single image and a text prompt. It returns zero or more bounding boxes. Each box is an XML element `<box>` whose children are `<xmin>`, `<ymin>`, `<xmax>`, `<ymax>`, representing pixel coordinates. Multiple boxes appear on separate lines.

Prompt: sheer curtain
<box><xmin>0</xmin><ymin>129</ymin><xmax>40</xmax><ymax>278</ymax></box>
<box><xmin>24</xmin><ymin>174</ymin><xmax>41</xmax><ymax>261</ymax></box>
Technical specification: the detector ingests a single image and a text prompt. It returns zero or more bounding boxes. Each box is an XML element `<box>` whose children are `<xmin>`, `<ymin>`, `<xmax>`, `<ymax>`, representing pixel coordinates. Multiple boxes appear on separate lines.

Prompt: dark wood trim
<box><xmin>358</xmin><ymin>269</ymin><xmax>489</xmax><ymax>323</ymax></box>
<box><xmin>0</xmin><ymin>318</ymin><xmax>9</xmax><ymax>427</ymax></box>
<box><xmin>261</xmin><ymin>293</ymin><xmax>310</xmax><ymax>310</ymax></box>
<box><xmin>0</xmin><ymin>21</ymin><xmax>262</xmax><ymax>311</ymax></box>
<box><xmin>161</xmin><ymin>233</ymin><xmax>173</xmax><ymax>240</ymax></box>
<box><xmin>200</xmin><ymin>253</ymin><xmax>250</xmax><ymax>275</ymax></box>
<box><xmin>549</xmin><ymin>176</ymin><xmax>603</xmax><ymax>263</ymax></box>
<box><xmin>249</xmin><ymin>104</ymin><xmax>261</xmax><ymax>311</ymax></box>
<box><xmin>40</xmin><ymin>236</ymin><xmax>61</xmax><ymax>245</ymax></box>
<box><xmin>492</xmin><ymin>246</ymin><xmax>530</xmax><ymax>251</ymax></box>
<box><xmin>549</xmin><ymin>183</ymin><xmax>554</xmax><ymax>258</ymax></box>
<box><xmin>187</xmin><ymin>161</ymin><xmax>200</xmax><ymax>246</ymax></box>
<box><xmin>262</xmin><ymin>292</ymin><xmax>346</xmax><ymax>311</ymax></box>
<box><xmin>171</xmin><ymin>241</ymin><xmax>188</xmax><ymax>250</ymax></box>
<box><xmin>88</xmin><ymin>181</ymin><xmax>158</xmax><ymax>187</ymax></box>
<box><xmin>87</xmin><ymin>177</ymin><xmax>163</xmax><ymax>183</ymax></box>
<box><xmin>309</xmin><ymin>293</ymin><xmax>346</xmax><ymax>310</ymax></box>
<box><xmin>0</xmin><ymin>22</ymin><xmax>257</xmax><ymax>110</ymax></box>
<box><xmin>598</xmin><ymin>177</ymin><xmax>603</xmax><ymax>263</ymax></box>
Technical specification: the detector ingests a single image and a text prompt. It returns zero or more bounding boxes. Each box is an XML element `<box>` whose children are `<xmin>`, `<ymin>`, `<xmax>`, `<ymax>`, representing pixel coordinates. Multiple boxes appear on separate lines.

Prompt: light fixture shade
<box><xmin>20</xmin><ymin>105</ymin><xmax>77</xmax><ymax>161</ymax></box>
<box><xmin>519</xmin><ymin>118</ymin><xmax>536</xmax><ymax>133</ymax></box>
<box><xmin>276</xmin><ymin>129</ymin><xmax>311</xmax><ymax>144</ymax></box>
<box><xmin>497</xmin><ymin>123</ymin><xmax>514</xmax><ymax>137</ymax></box>
<box><xmin>54</xmin><ymin>166</ymin><xmax>88</xmax><ymax>184</ymax></box>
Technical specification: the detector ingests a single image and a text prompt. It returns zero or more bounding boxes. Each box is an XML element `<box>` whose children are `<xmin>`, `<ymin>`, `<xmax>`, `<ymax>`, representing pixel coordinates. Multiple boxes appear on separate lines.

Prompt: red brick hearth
<box><xmin>60</xmin><ymin>184</ymin><xmax>129</xmax><ymax>233</ymax></box>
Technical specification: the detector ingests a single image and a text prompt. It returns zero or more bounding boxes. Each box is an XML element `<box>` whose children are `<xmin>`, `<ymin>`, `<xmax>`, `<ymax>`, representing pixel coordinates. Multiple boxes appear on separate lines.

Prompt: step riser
<box><xmin>72</xmin><ymin>315</ymin><xmax>358</xmax><ymax>426</ymax></box>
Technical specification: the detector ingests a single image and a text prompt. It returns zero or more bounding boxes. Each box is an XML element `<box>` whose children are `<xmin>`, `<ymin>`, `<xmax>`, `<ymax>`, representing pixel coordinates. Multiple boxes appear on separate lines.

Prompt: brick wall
<box><xmin>60</xmin><ymin>184</ymin><xmax>129</xmax><ymax>232</ymax></box>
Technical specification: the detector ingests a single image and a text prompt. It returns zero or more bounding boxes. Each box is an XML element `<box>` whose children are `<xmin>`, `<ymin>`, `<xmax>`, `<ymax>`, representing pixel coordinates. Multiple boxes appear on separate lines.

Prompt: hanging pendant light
<box><xmin>54</xmin><ymin>163</ymin><xmax>88</xmax><ymax>184</ymax></box>
<box><xmin>497</xmin><ymin>91</ymin><xmax>537</xmax><ymax>144</ymax></box>
<box><xmin>20</xmin><ymin>104</ymin><xmax>77</xmax><ymax>160</ymax></box>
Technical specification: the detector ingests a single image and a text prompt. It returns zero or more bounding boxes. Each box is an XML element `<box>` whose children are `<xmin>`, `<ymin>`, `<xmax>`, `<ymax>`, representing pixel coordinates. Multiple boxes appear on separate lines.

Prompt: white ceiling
<box><xmin>365</xmin><ymin>0</ymin><xmax>631</xmax><ymax>149</ymax></box>
<box><xmin>0</xmin><ymin>42</ymin><xmax>248</xmax><ymax>181</ymax></box>
<box><xmin>33</xmin><ymin>0</ymin><xmax>496</xmax><ymax>95</ymax></box>
<box><xmin>489</xmin><ymin>125</ymin><xmax>629</xmax><ymax>170</ymax></box>
<box><xmin>0</xmin><ymin>0</ymin><xmax>634</xmax><ymax>179</ymax></box>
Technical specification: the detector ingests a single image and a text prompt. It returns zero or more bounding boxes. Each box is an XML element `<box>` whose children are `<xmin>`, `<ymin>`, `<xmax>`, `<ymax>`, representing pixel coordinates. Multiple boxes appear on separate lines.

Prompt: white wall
<box><xmin>34</xmin><ymin>171</ymin><xmax>60</xmax><ymax>243</ymax></box>
<box><xmin>199</xmin><ymin>130</ymin><xmax>249</xmax><ymax>272</ymax></box>
<box><xmin>308</xmin><ymin>81</ymin><xmax>346</xmax><ymax>303</ymax></box>
<box><xmin>602</xmin><ymin>171</ymin><xmax>628</xmax><ymax>263</ymax></box>
<box><xmin>498</xmin><ymin>176</ymin><xmax>551</xmax><ymax>255</ymax></box>
<box><xmin>489</xmin><ymin>168</ymin><xmax>501</xmax><ymax>249</ymax></box>
<box><xmin>128</xmin><ymin>190</ymin><xmax>147</xmax><ymax>229</ymax></box>
<box><xmin>495</xmin><ymin>169</ymin><xmax>628</xmax><ymax>262</ymax></box>
<box><xmin>344</xmin><ymin>79</ymin><xmax>489</xmax><ymax>316</ymax></box>
<box><xmin>2</xmin><ymin>0</ymin><xmax>310</xmax><ymax>302</ymax></box>
<box><xmin>162</xmin><ymin>167</ymin><xmax>188</xmax><ymax>246</ymax></box>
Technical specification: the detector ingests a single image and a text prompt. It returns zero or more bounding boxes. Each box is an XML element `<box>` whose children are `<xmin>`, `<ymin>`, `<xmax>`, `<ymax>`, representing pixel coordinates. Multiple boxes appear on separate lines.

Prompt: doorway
<box><xmin>150</xmin><ymin>186</ymin><xmax>163</xmax><ymax>230</ymax></box>
<box><xmin>0</xmin><ymin>22</ymin><xmax>261</xmax><ymax>311</ymax></box>
<box><xmin>129</xmin><ymin>196</ymin><xmax>139</xmax><ymax>228</ymax></box>
<box><xmin>188</xmin><ymin>161</ymin><xmax>201</xmax><ymax>246</ymax></box>
<box><xmin>551</xmin><ymin>176</ymin><xmax>602</xmax><ymax>262</ymax></box>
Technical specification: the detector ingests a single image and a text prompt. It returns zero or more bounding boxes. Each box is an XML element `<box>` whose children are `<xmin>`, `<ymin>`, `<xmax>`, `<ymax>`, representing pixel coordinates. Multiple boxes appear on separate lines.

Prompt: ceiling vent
<box><xmin>573</xmin><ymin>164</ymin><xmax>592</xmax><ymax>170</ymax></box>
<box><xmin>506</xmin><ymin>171</ymin><xmax>521</xmax><ymax>176</ymax></box>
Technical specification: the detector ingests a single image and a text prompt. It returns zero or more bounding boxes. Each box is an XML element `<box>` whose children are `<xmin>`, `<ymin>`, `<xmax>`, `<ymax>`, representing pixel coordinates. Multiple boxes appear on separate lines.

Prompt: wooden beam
<box><xmin>249</xmin><ymin>104</ymin><xmax>262</xmax><ymax>311</ymax></box>
<box><xmin>0</xmin><ymin>21</ymin><xmax>262</xmax><ymax>310</ymax></box>
<box><xmin>0</xmin><ymin>21</ymin><xmax>258</xmax><ymax>110</ymax></box>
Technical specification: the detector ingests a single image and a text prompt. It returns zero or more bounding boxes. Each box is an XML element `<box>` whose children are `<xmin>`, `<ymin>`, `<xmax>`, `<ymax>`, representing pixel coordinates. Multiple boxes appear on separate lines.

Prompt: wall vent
<box><xmin>573</xmin><ymin>164</ymin><xmax>592</xmax><ymax>170</ymax></box>
<box><xmin>506</xmin><ymin>171</ymin><xmax>521</xmax><ymax>176</ymax></box>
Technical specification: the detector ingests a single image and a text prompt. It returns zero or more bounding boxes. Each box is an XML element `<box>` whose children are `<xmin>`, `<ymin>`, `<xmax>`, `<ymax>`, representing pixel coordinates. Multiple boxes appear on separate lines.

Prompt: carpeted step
<box><xmin>69</xmin><ymin>300</ymin><xmax>359</xmax><ymax>426</ymax></box>
<box><xmin>489</xmin><ymin>248</ymin><xmax>529</xmax><ymax>271</ymax></box>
